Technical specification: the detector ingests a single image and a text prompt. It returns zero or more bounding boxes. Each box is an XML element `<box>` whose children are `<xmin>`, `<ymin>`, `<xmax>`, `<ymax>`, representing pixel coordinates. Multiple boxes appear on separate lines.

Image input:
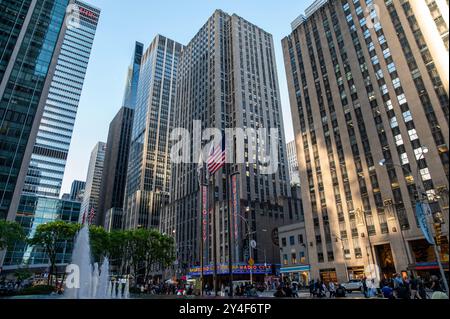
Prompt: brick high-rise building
<box><xmin>282</xmin><ymin>0</ymin><xmax>449</xmax><ymax>283</ymax></box>
<box><xmin>168</xmin><ymin>10</ymin><xmax>298</xmax><ymax>274</ymax></box>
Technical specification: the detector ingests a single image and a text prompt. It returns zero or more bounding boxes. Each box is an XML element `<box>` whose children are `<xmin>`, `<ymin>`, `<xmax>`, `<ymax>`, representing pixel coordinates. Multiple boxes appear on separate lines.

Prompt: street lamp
<box><xmin>333</xmin><ymin>234</ymin><xmax>350</xmax><ymax>282</ymax></box>
<box><xmin>236</xmin><ymin>210</ymin><xmax>268</xmax><ymax>285</ymax></box>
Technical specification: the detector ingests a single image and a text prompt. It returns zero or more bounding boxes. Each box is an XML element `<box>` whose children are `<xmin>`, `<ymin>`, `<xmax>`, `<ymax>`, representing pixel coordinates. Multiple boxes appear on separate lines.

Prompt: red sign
<box><xmin>79</xmin><ymin>7</ymin><xmax>98</xmax><ymax>21</ymax></box>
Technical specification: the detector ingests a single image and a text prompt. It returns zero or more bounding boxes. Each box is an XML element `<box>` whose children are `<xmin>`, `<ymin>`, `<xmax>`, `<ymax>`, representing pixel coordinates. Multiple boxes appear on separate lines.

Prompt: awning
<box><xmin>410</xmin><ymin>262</ymin><xmax>449</xmax><ymax>271</ymax></box>
<box><xmin>280</xmin><ymin>265</ymin><xmax>311</xmax><ymax>273</ymax></box>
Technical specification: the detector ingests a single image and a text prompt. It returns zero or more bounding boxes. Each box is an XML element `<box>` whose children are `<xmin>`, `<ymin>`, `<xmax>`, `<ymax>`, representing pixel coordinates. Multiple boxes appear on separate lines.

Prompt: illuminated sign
<box><xmin>189</xmin><ymin>263</ymin><xmax>273</xmax><ymax>277</ymax></box>
<box><xmin>231</xmin><ymin>174</ymin><xmax>240</xmax><ymax>241</ymax></box>
<box><xmin>79</xmin><ymin>6</ymin><xmax>99</xmax><ymax>21</ymax></box>
<box><xmin>202</xmin><ymin>186</ymin><xmax>208</xmax><ymax>242</ymax></box>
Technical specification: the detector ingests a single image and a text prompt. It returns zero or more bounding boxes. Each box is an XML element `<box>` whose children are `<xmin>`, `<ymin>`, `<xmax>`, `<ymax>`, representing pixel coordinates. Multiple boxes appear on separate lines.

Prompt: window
<box><xmin>388</xmin><ymin>62</ymin><xmax>396</xmax><ymax>73</ymax></box>
<box><xmin>403</xmin><ymin>111</ymin><xmax>413</xmax><ymax>122</ymax></box>
<box><xmin>397</xmin><ymin>94</ymin><xmax>407</xmax><ymax>105</ymax></box>
<box><xmin>282</xmin><ymin>237</ymin><xmax>287</xmax><ymax>247</ymax></box>
<box><xmin>298</xmin><ymin>234</ymin><xmax>304</xmax><ymax>244</ymax></box>
<box><xmin>390</xmin><ymin>117</ymin><xmax>399</xmax><ymax>128</ymax></box>
<box><xmin>395</xmin><ymin>134</ymin><xmax>404</xmax><ymax>146</ymax></box>
<box><xmin>290</xmin><ymin>236</ymin><xmax>295</xmax><ymax>246</ymax></box>
<box><xmin>400</xmin><ymin>153</ymin><xmax>409</xmax><ymax>165</ymax></box>
<box><xmin>291</xmin><ymin>253</ymin><xmax>297</xmax><ymax>264</ymax></box>
<box><xmin>408</xmin><ymin>129</ymin><xmax>419</xmax><ymax>141</ymax></box>
<box><xmin>420</xmin><ymin>168</ymin><xmax>432</xmax><ymax>181</ymax></box>
<box><xmin>283</xmin><ymin>254</ymin><xmax>288</xmax><ymax>266</ymax></box>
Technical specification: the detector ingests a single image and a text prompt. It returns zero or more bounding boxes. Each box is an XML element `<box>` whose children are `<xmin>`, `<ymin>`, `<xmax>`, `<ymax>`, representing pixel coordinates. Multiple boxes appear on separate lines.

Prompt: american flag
<box><xmin>207</xmin><ymin>136</ymin><xmax>226</xmax><ymax>176</ymax></box>
<box><xmin>88</xmin><ymin>207</ymin><xmax>96</xmax><ymax>225</ymax></box>
<box><xmin>81</xmin><ymin>209</ymin><xmax>87</xmax><ymax>225</ymax></box>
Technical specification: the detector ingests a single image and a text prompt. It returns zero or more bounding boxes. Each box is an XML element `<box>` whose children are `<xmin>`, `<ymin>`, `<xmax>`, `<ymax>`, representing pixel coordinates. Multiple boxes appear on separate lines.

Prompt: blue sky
<box><xmin>61</xmin><ymin>0</ymin><xmax>310</xmax><ymax>194</ymax></box>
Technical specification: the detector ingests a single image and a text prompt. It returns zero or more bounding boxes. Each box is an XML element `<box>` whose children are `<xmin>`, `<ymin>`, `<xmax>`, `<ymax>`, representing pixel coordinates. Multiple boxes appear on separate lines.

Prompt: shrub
<box><xmin>19</xmin><ymin>285</ymin><xmax>55</xmax><ymax>296</ymax></box>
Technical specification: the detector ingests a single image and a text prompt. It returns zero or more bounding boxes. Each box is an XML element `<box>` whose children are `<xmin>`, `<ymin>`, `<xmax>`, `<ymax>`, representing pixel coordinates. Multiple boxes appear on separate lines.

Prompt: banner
<box><xmin>231</xmin><ymin>175</ymin><xmax>240</xmax><ymax>240</ymax></box>
<box><xmin>202</xmin><ymin>185</ymin><xmax>208</xmax><ymax>242</ymax></box>
<box><xmin>416</xmin><ymin>202</ymin><xmax>435</xmax><ymax>245</ymax></box>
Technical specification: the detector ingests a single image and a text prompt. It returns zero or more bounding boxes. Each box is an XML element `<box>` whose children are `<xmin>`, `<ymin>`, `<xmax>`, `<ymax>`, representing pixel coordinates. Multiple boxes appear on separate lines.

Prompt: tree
<box><xmin>0</xmin><ymin>220</ymin><xmax>25</xmax><ymax>251</ymax></box>
<box><xmin>28</xmin><ymin>221</ymin><xmax>80</xmax><ymax>286</ymax></box>
<box><xmin>108</xmin><ymin>230</ymin><xmax>131</xmax><ymax>276</ymax></box>
<box><xmin>89</xmin><ymin>226</ymin><xmax>109</xmax><ymax>264</ymax></box>
<box><xmin>128</xmin><ymin>229</ymin><xmax>151</xmax><ymax>287</ymax></box>
<box><xmin>14</xmin><ymin>265</ymin><xmax>33</xmax><ymax>283</ymax></box>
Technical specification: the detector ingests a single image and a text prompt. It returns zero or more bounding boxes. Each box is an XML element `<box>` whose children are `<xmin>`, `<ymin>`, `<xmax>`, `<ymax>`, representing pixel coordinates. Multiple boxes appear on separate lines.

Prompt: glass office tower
<box><xmin>124</xmin><ymin>35</ymin><xmax>182</xmax><ymax>230</ymax></box>
<box><xmin>22</xmin><ymin>0</ymin><xmax>100</xmax><ymax>198</ymax></box>
<box><xmin>0</xmin><ymin>0</ymin><xmax>70</xmax><ymax>220</ymax></box>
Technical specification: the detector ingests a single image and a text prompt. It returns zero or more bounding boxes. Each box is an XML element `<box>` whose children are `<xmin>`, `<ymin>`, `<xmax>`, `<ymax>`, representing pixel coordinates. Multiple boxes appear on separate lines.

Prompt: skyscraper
<box><xmin>169</xmin><ymin>10</ymin><xmax>296</xmax><ymax>272</ymax></box>
<box><xmin>287</xmin><ymin>141</ymin><xmax>301</xmax><ymax>186</ymax></box>
<box><xmin>97</xmin><ymin>42</ymin><xmax>143</xmax><ymax>229</ymax></box>
<box><xmin>70</xmin><ymin>180</ymin><xmax>86</xmax><ymax>202</ymax></box>
<box><xmin>0</xmin><ymin>0</ymin><xmax>71</xmax><ymax>221</ymax></box>
<box><xmin>1</xmin><ymin>1</ymin><xmax>100</xmax><ymax>270</ymax></box>
<box><xmin>98</xmin><ymin>107</ymin><xmax>134</xmax><ymax>228</ymax></box>
<box><xmin>283</xmin><ymin>0</ymin><xmax>448</xmax><ymax>283</ymax></box>
<box><xmin>21</xmin><ymin>0</ymin><xmax>100</xmax><ymax>199</ymax></box>
<box><xmin>81</xmin><ymin>142</ymin><xmax>106</xmax><ymax>222</ymax></box>
<box><xmin>124</xmin><ymin>35</ymin><xmax>183</xmax><ymax>230</ymax></box>
<box><xmin>122</xmin><ymin>42</ymin><xmax>144</xmax><ymax>109</ymax></box>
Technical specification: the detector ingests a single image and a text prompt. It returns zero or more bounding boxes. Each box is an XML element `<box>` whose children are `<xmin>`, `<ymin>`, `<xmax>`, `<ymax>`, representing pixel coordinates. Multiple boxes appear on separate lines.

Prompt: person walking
<box><xmin>309</xmin><ymin>280</ymin><xmax>316</xmax><ymax>298</ymax></box>
<box><xmin>417</xmin><ymin>277</ymin><xmax>427</xmax><ymax>299</ymax></box>
<box><xmin>292</xmin><ymin>282</ymin><xmax>299</xmax><ymax>298</ymax></box>
<box><xmin>409</xmin><ymin>275</ymin><xmax>419</xmax><ymax>299</ymax></box>
<box><xmin>328</xmin><ymin>281</ymin><xmax>336</xmax><ymax>298</ymax></box>
<box><xmin>362</xmin><ymin>277</ymin><xmax>368</xmax><ymax>298</ymax></box>
<box><xmin>430</xmin><ymin>275</ymin><xmax>449</xmax><ymax>299</ymax></box>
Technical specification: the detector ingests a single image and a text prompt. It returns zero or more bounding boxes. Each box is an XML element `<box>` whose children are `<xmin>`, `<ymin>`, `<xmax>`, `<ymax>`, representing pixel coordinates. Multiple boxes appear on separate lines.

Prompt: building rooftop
<box><xmin>291</xmin><ymin>0</ymin><xmax>329</xmax><ymax>30</ymax></box>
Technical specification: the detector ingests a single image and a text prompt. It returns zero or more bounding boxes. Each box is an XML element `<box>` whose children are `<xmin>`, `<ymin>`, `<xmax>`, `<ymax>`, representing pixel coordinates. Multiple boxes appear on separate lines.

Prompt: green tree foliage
<box><xmin>28</xmin><ymin>221</ymin><xmax>80</xmax><ymax>286</ymax></box>
<box><xmin>89</xmin><ymin>225</ymin><xmax>110</xmax><ymax>263</ymax></box>
<box><xmin>0</xmin><ymin>220</ymin><xmax>25</xmax><ymax>250</ymax></box>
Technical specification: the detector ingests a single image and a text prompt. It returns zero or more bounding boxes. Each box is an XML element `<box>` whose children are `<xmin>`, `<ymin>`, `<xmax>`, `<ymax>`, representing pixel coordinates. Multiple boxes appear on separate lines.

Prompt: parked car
<box><xmin>341</xmin><ymin>280</ymin><xmax>363</xmax><ymax>293</ymax></box>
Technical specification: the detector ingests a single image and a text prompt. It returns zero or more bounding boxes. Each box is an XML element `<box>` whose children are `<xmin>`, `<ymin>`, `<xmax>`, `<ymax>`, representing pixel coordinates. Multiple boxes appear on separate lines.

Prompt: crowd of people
<box><xmin>379</xmin><ymin>274</ymin><xmax>448</xmax><ymax>299</ymax></box>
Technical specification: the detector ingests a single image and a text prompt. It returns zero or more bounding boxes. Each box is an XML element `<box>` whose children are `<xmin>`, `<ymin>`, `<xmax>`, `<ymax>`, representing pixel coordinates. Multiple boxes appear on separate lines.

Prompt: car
<box><xmin>341</xmin><ymin>280</ymin><xmax>363</xmax><ymax>293</ymax></box>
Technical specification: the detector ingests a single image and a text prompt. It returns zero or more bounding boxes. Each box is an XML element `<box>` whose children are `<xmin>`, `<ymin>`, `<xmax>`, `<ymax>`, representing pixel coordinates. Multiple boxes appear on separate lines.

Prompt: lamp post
<box><xmin>238</xmin><ymin>209</ymin><xmax>257</xmax><ymax>284</ymax></box>
<box><xmin>333</xmin><ymin>234</ymin><xmax>350</xmax><ymax>282</ymax></box>
<box><xmin>356</xmin><ymin>207</ymin><xmax>378</xmax><ymax>282</ymax></box>
<box><xmin>379</xmin><ymin>147</ymin><xmax>449</xmax><ymax>294</ymax></box>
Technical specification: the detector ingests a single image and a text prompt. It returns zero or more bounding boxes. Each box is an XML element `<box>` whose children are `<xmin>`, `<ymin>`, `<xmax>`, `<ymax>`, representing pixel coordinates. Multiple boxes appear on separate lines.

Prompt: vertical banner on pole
<box><xmin>202</xmin><ymin>185</ymin><xmax>208</xmax><ymax>242</ymax></box>
<box><xmin>231</xmin><ymin>174</ymin><xmax>240</xmax><ymax>260</ymax></box>
<box><xmin>416</xmin><ymin>202</ymin><xmax>436</xmax><ymax>245</ymax></box>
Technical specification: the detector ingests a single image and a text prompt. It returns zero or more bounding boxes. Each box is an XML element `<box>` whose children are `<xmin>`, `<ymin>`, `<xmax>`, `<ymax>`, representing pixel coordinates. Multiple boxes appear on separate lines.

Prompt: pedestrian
<box><xmin>393</xmin><ymin>273</ymin><xmax>403</xmax><ymax>298</ymax></box>
<box><xmin>430</xmin><ymin>275</ymin><xmax>449</xmax><ymax>299</ymax></box>
<box><xmin>292</xmin><ymin>282</ymin><xmax>299</xmax><ymax>298</ymax></box>
<box><xmin>381</xmin><ymin>284</ymin><xmax>394</xmax><ymax>299</ymax></box>
<box><xmin>409</xmin><ymin>275</ymin><xmax>419</xmax><ymax>299</ymax></box>
<box><xmin>309</xmin><ymin>280</ymin><xmax>315</xmax><ymax>298</ymax></box>
<box><xmin>328</xmin><ymin>281</ymin><xmax>336</xmax><ymax>298</ymax></box>
<box><xmin>335</xmin><ymin>284</ymin><xmax>346</xmax><ymax>298</ymax></box>
<box><xmin>362</xmin><ymin>277</ymin><xmax>368</xmax><ymax>298</ymax></box>
<box><xmin>417</xmin><ymin>277</ymin><xmax>427</xmax><ymax>299</ymax></box>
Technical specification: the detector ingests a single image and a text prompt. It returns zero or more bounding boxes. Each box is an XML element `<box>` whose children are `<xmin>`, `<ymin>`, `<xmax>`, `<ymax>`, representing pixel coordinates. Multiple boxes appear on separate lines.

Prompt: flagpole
<box><xmin>227</xmin><ymin>164</ymin><xmax>234</xmax><ymax>297</ymax></box>
<box><xmin>212</xmin><ymin>172</ymin><xmax>219</xmax><ymax>296</ymax></box>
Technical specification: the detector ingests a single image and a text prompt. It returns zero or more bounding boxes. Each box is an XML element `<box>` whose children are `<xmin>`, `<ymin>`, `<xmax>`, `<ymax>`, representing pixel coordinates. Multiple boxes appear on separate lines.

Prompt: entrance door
<box><xmin>375</xmin><ymin>244</ymin><xmax>396</xmax><ymax>278</ymax></box>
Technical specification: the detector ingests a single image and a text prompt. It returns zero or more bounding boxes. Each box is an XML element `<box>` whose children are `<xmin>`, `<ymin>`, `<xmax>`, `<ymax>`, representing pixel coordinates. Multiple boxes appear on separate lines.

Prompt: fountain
<box><xmin>64</xmin><ymin>226</ymin><xmax>130</xmax><ymax>299</ymax></box>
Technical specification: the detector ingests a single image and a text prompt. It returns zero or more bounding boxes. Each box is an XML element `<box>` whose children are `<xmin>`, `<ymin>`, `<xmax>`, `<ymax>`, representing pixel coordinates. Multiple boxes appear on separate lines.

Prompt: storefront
<box><xmin>320</xmin><ymin>269</ymin><xmax>337</xmax><ymax>284</ymax></box>
<box><xmin>347</xmin><ymin>267</ymin><xmax>365</xmax><ymax>280</ymax></box>
<box><xmin>410</xmin><ymin>239</ymin><xmax>449</xmax><ymax>280</ymax></box>
<box><xmin>280</xmin><ymin>265</ymin><xmax>311</xmax><ymax>286</ymax></box>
